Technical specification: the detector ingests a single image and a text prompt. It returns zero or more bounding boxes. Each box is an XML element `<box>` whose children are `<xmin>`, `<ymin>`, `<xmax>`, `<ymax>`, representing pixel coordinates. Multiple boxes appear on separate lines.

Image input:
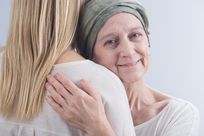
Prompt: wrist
<box><xmin>87</xmin><ymin>119</ymin><xmax>116</xmax><ymax>136</ymax></box>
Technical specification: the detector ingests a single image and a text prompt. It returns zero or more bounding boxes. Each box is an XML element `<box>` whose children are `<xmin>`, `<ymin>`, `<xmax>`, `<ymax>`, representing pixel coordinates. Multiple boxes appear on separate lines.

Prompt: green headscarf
<box><xmin>76</xmin><ymin>0</ymin><xmax>149</xmax><ymax>59</ymax></box>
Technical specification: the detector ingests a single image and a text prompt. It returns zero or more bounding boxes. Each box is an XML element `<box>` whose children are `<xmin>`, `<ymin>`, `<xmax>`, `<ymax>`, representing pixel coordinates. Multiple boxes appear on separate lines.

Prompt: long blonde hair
<box><xmin>0</xmin><ymin>0</ymin><xmax>81</xmax><ymax>120</ymax></box>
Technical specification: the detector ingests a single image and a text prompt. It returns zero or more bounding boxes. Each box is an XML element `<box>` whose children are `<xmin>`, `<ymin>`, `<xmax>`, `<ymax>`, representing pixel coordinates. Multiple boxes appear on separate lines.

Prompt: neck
<box><xmin>123</xmin><ymin>78</ymin><xmax>156</xmax><ymax>111</ymax></box>
<box><xmin>55</xmin><ymin>46</ymin><xmax>85</xmax><ymax>64</ymax></box>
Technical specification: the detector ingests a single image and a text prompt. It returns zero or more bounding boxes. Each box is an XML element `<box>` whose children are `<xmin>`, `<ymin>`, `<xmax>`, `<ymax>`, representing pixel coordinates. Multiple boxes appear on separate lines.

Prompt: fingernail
<box><xmin>47</xmin><ymin>75</ymin><xmax>51</xmax><ymax>81</ymax></box>
<box><xmin>81</xmin><ymin>78</ymin><xmax>86</xmax><ymax>83</ymax></box>
<box><xmin>46</xmin><ymin>95</ymin><xmax>50</xmax><ymax>100</ymax></box>
<box><xmin>54</xmin><ymin>73</ymin><xmax>59</xmax><ymax>78</ymax></box>
<box><xmin>45</xmin><ymin>82</ymin><xmax>50</xmax><ymax>88</ymax></box>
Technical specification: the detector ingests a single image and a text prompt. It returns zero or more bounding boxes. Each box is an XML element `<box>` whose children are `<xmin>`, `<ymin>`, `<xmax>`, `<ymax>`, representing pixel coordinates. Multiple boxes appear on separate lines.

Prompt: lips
<box><xmin>118</xmin><ymin>59</ymin><xmax>140</xmax><ymax>67</ymax></box>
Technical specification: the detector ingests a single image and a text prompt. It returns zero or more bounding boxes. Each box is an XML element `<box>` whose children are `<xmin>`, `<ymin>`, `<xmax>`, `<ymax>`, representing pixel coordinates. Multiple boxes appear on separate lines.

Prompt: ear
<box><xmin>148</xmin><ymin>46</ymin><xmax>150</xmax><ymax>56</ymax></box>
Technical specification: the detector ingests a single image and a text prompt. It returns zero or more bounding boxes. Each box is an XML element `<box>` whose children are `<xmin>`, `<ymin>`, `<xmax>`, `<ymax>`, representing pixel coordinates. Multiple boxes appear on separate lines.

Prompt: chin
<box><xmin>121</xmin><ymin>74</ymin><xmax>143</xmax><ymax>84</ymax></box>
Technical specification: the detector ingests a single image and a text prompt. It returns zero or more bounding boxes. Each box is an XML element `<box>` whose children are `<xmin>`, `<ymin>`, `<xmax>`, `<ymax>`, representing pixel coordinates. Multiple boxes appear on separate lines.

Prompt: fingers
<box><xmin>45</xmin><ymin>81</ymin><xmax>68</xmax><ymax>107</ymax></box>
<box><xmin>46</xmin><ymin>74</ymin><xmax>72</xmax><ymax>100</ymax></box>
<box><xmin>46</xmin><ymin>95</ymin><xmax>65</xmax><ymax>115</ymax></box>
<box><xmin>53</xmin><ymin>73</ymin><xmax>86</xmax><ymax>96</ymax></box>
<box><xmin>80</xmin><ymin>79</ymin><xmax>101</xmax><ymax>101</ymax></box>
<box><xmin>47</xmin><ymin>73</ymin><xmax>101</xmax><ymax>106</ymax></box>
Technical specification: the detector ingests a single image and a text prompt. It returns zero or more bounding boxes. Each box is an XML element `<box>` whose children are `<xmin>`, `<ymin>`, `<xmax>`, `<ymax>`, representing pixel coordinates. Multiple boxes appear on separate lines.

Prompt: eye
<box><xmin>105</xmin><ymin>40</ymin><xmax>115</xmax><ymax>45</ymax></box>
<box><xmin>104</xmin><ymin>38</ymin><xmax>119</xmax><ymax>49</ymax></box>
<box><xmin>104</xmin><ymin>39</ymin><xmax>118</xmax><ymax>46</ymax></box>
<box><xmin>130</xmin><ymin>33</ymin><xmax>141</xmax><ymax>38</ymax></box>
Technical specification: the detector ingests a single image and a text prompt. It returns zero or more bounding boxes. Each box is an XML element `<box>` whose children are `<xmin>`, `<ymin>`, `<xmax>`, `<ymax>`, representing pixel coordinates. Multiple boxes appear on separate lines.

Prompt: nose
<box><xmin>119</xmin><ymin>41</ymin><xmax>136</xmax><ymax>58</ymax></box>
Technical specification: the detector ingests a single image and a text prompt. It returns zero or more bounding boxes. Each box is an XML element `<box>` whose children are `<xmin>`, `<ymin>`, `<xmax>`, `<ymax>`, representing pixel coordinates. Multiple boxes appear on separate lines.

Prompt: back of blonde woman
<box><xmin>0</xmin><ymin>0</ymin><xmax>136</xmax><ymax>135</ymax></box>
<box><xmin>0</xmin><ymin>0</ymin><xmax>85</xmax><ymax>135</ymax></box>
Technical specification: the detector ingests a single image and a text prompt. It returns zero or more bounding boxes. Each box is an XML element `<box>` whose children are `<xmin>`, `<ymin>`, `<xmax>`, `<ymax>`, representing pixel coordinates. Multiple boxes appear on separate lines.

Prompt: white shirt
<box><xmin>0</xmin><ymin>51</ymin><xmax>135</xmax><ymax>136</ymax></box>
<box><xmin>134</xmin><ymin>98</ymin><xmax>200</xmax><ymax>136</ymax></box>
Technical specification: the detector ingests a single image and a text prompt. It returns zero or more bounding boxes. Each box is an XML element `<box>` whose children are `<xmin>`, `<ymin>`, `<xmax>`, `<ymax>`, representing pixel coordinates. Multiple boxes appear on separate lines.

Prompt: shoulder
<box><xmin>167</xmin><ymin>99</ymin><xmax>200</xmax><ymax>117</ymax></box>
<box><xmin>89</xmin><ymin>61</ymin><xmax>124</xmax><ymax>88</ymax></box>
<box><xmin>52</xmin><ymin>60</ymin><xmax>122</xmax><ymax>85</ymax></box>
<box><xmin>52</xmin><ymin>60</ymin><xmax>119</xmax><ymax>79</ymax></box>
<box><xmin>164</xmin><ymin>99</ymin><xmax>200</xmax><ymax>122</ymax></box>
<box><xmin>81</xmin><ymin>61</ymin><xmax>127</xmax><ymax>97</ymax></box>
<box><xmin>150</xmin><ymin>88</ymin><xmax>199</xmax><ymax>119</ymax></box>
<box><xmin>163</xmin><ymin>98</ymin><xmax>200</xmax><ymax>135</ymax></box>
<box><xmin>51</xmin><ymin>60</ymin><xmax>126</xmax><ymax>95</ymax></box>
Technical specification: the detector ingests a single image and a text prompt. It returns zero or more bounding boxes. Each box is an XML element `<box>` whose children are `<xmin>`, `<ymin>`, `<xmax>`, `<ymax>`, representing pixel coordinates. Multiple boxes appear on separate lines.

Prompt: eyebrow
<box><xmin>99</xmin><ymin>26</ymin><xmax>144</xmax><ymax>41</ymax></box>
<box><xmin>129</xmin><ymin>26</ymin><xmax>144</xmax><ymax>31</ymax></box>
<box><xmin>99</xmin><ymin>33</ymin><xmax>117</xmax><ymax>42</ymax></box>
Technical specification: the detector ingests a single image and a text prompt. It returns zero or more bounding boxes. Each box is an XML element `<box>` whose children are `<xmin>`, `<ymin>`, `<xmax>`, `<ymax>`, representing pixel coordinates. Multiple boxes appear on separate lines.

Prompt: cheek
<box><xmin>93</xmin><ymin>50</ymin><xmax>118</xmax><ymax>72</ymax></box>
<box><xmin>92</xmin><ymin>48</ymin><xmax>111</xmax><ymax>65</ymax></box>
<box><xmin>137</xmin><ymin>47</ymin><xmax>149</xmax><ymax>59</ymax></box>
<box><xmin>137</xmin><ymin>45</ymin><xmax>150</xmax><ymax>66</ymax></box>
<box><xmin>92</xmin><ymin>53</ymin><xmax>101</xmax><ymax>64</ymax></box>
<box><xmin>139</xmin><ymin>36</ymin><xmax>150</xmax><ymax>56</ymax></box>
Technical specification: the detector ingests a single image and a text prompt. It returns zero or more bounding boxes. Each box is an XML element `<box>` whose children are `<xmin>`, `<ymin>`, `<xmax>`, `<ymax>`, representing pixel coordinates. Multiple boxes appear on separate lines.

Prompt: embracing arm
<box><xmin>46</xmin><ymin>73</ymin><xmax>116</xmax><ymax>136</ymax></box>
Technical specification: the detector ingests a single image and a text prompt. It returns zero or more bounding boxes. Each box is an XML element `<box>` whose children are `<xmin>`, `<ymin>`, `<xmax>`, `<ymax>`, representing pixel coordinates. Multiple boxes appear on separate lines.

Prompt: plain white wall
<box><xmin>140</xmin><ymin>0</ymin><xmax>204</xmax><ymax>135</ymax></box>
<box><xmin>0</xmin><ymin>0</ymin><xmax>203</xmax><ymax>135</ymax></box>
<box><xmin>0</xmin><ymin>1</ymin><xmax>10</xmax><ymax>46</ymax></box>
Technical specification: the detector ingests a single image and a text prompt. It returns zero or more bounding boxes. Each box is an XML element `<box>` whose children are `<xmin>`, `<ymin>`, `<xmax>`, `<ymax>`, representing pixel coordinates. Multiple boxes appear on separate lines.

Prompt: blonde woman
<box><xmin>0</xmin><ymin>0</ymin><xmax>135</xmax><ymax>136</ymax></box>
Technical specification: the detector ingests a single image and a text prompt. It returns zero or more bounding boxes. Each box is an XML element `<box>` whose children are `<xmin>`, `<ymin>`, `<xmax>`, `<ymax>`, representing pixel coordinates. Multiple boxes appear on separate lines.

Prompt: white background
<box><xmin>140</xmin><ymin>0</ymin><xmax>204</xmax><ymax>135</ymax></box>
<box><xmin>0</xmin><ymin>0</ymin><xmax>203</xmax><ymax>135</ymax></box>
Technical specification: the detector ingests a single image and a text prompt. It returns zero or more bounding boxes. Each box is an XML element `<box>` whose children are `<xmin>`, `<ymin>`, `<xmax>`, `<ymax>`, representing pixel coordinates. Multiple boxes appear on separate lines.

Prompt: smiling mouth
<box><xmin>118</xmin><ymin>60</ymin><xmax>140</xmax><ymax>67</ymax></box>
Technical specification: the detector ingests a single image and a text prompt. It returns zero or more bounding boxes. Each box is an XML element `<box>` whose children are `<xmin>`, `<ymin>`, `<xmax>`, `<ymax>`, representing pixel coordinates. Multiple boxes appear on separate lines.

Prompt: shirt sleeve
<box><xmin>163</xmin><ymin>100</ymin><xmax>200</xmax><ymax>136</ymax></box>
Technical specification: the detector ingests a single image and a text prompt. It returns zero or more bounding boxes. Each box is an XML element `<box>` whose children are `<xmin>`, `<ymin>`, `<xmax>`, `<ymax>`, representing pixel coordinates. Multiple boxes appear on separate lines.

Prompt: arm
<box><xmin>46</xmin><ymin>73</ymin><xmax>116</xmax><ymax>136</ymax></box>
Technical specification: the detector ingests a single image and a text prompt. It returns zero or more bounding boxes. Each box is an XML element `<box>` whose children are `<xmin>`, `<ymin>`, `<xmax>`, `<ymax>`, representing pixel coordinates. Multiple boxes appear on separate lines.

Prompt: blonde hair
<box><xmin>0</xmin><ymin>0</ymin><xmax>81</xmax><ymax>120</ymax></box>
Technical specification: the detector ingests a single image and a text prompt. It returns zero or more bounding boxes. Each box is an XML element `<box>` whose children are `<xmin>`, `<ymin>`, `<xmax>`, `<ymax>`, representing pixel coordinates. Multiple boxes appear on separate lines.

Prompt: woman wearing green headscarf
<box><xmin>46</xmin><ymin>0</ymin><xmax>200</xmax><ymax>135</ymax></box>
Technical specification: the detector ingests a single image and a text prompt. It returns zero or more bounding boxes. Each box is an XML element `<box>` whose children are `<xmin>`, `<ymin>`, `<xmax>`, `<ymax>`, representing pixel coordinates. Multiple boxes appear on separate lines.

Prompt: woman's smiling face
<box><xmin>92</xmin><ymin>12</ymin><xmax>150</xmax><ymax>84</ymax></box>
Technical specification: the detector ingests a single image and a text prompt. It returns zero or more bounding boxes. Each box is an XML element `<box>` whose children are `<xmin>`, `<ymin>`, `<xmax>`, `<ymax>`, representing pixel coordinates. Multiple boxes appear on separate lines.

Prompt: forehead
<box><xmin>97</xmin><ymin>12</ymin><xmax>143</xmax><ymax>36</ymax></box>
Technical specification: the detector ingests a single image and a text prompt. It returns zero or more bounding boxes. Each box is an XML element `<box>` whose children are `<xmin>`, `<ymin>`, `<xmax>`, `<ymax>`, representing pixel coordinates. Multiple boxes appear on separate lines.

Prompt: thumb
<box><xmin>80</xmin><ymin>79</ymin><xmax>101</xmax><ymax>101</ymax></box>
